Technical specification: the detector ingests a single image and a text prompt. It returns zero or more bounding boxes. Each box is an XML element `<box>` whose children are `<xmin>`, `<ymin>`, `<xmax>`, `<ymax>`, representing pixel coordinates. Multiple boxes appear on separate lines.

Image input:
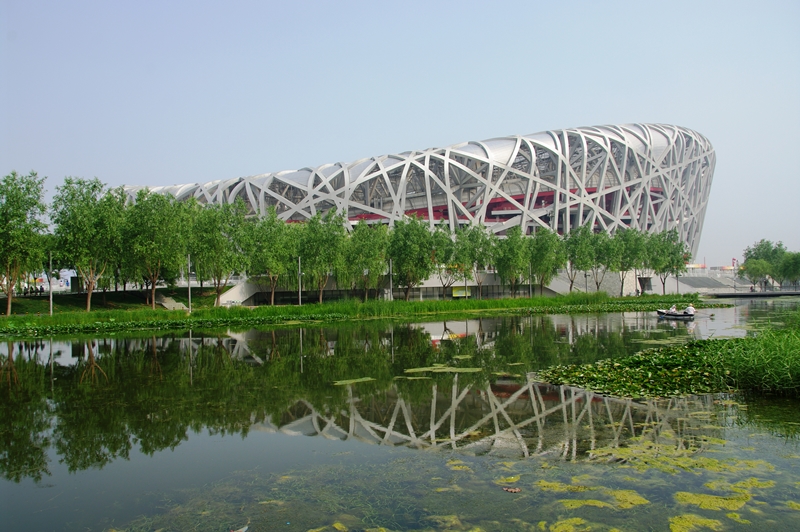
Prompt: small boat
<box><xmin>657</xmin><ymin>309</ymin><xmax>695</xmax><ymax>321</ymax></box>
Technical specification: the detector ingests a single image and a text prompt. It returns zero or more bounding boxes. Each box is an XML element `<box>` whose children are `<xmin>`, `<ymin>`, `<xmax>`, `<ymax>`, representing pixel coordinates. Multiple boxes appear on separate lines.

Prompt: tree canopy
<box><xmin>0</xmin><ymin>171</ymin><xmax>47</xmax><ymax>316</ymax></box>
<box><xmin>125</xmin><ymin>190</ymin><xmax>187</xmax><ymax>309</ymax></box>
<box><xmin>343</xmin><ymin>221</ymin><xmax>389</xmax><ymax>301</ymax></box>
<box><xmin>388</xmin><ymin>217</ymin><xmax>434</xmax><ymax>301</ymax></box>
<box><xmin>494</xmin><ymin>226</ymin><xmax>527</xmax><ymax>297</ymax></box>
<box><xmin>51</xmin><ymin>178</ymin><xmax>126</xmax><ymax>311</ymax></box>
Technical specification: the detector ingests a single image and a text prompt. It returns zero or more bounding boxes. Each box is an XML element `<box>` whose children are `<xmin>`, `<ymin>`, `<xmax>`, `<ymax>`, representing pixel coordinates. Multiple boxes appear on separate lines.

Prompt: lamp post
<box><xmin>298</xmin><ymin>256</ymin><xmax>302</xmax><ymax>306</ymax></box>
<box><xmin>49</xmin><ymin>251</ymin><xmax>53</xmax><ymax>316</ymax></box>
<box><xmin>529</xmin><ymin>263</ymin><xmax>532</xmax><ymax>299</ymax></box>
<box><xmin>187</xmin><ymin>253</ymin><xmax>192</xmax><ymax>314</ymax></box>
<box><xmin>388</xmin><ymin>258</ymin><xmax>393</xmax><ymax>301</ymax></box>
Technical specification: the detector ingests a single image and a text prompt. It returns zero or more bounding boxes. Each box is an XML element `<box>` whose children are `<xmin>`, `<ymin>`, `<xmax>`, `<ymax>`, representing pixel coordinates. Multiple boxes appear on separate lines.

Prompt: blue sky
<box><xmin>2</xmin><ymin>0</ymin><xmax>798</xmax><ymax>266</ymax></box>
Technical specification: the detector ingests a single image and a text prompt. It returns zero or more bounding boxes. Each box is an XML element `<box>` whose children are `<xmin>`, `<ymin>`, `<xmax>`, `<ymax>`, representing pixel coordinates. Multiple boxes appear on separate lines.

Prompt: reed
<box><xmin>716</xmin><ymin>328</ymin><xmax>800</xmax><ymax>394</ymax></box>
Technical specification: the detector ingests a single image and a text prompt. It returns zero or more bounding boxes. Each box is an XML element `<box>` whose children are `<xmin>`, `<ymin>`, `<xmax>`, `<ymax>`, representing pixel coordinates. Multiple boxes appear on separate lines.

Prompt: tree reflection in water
<box><xmin>0</xmin><ymin>314</ymin><xmax>781</xmax><ymax>484</ymax></box>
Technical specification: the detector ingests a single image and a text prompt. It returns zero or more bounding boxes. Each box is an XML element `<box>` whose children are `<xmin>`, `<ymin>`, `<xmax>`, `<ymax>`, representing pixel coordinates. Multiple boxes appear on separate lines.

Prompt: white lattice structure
<box><xmin>125</xmin><ymin>123</ymin><xmax>714</xmax><ymax>255</ymax></box>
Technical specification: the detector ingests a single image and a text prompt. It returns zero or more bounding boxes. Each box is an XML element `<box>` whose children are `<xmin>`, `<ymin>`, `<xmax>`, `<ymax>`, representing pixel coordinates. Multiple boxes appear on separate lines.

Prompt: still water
<box><xmin>2</xmin><ymin>299</ymin><xmax>799</xmax><ymax>531</ymax></box>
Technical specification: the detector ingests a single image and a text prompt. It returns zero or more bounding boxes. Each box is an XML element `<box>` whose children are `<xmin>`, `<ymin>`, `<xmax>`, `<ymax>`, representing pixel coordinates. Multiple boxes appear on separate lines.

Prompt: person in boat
<box><xmin>684</xmin><ymin>303</ymin><xmax>695</xmax><ymax>316</ymax></box>
<box><xmin>668</xmin><ymin>304</ymin><xmax>677</xmax><ymax>313</ymax></box>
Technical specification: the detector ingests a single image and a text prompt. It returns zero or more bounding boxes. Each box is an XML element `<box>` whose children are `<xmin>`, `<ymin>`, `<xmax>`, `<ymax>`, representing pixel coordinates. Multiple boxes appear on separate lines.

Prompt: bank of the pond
<box><xmin>0</xmin><ymin>292</ymin><xmax>724</xmax><ymax>338</ymax></box>
<box><xmin>536</xmin><ymin>310</ymin><xmax>800</xmax><ymax>398</ymax></box>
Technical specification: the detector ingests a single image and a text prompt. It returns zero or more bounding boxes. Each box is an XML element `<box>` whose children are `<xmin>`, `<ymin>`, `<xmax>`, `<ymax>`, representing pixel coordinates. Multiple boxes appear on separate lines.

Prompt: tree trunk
<box><xmin>270</xmin><ymin>277</ymin><xmax>278</xmax><ymax>306</ymax></box>
<box><xmin>151</xmin><ymin>281</ymin><xmax>157</xmax><ymax>310</ymax></box>
<box><xmin>5</xmin><ymin>290</ymin><xmax>11</xmax><ymax>316</ymax></box>
<box><xmin>85</xmin><ymin>279</ymin><xmax>95</xmax><ymax>312</ymax></box>
<box><xmin>404</xmin><ymin>286</ymin><xmax>411</xmax><ymax>301</ymax></box>
<box><xmin>215</xmin><ymin>278</ymin><xmax>223</xmax><ymax>307</ymax></box>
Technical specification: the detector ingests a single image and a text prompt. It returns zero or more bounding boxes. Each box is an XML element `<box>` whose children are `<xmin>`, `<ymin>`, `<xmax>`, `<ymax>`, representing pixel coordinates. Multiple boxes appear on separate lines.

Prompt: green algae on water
<box><xmin>668</xmin><ymin>514</ymin><xmax>723</xmax><ymax>532</ymax></box>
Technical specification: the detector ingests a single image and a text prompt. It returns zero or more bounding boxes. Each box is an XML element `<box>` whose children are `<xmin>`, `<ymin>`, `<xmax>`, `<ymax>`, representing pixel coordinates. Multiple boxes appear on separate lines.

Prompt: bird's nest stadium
<box><xmin>124</xmin><ymin>123</ymin><xmax>715</xmax><ymax>256</ymax></box>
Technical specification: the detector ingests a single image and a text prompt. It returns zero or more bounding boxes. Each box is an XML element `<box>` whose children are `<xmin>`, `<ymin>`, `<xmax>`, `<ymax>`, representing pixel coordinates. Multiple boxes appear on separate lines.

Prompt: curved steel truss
<box><xmin>125</xmin><ymin>123</ymin><xmax>714</xmax><ymax>255</ymax></box>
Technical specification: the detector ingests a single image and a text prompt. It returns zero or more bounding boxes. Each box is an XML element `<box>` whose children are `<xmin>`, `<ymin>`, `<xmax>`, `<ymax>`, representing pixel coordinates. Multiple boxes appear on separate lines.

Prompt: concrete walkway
<box><xmin>156</xmin><ymin>293</ymin><xmax>188</xmax><ymax>311</ymax></box>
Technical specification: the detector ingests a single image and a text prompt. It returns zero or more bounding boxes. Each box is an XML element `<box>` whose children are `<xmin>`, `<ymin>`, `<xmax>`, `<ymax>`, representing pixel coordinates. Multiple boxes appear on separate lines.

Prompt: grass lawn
<box><xmin>3</xmin><ymin>286</ymin><xmax>227</xmax><ymax>316</ymax></box>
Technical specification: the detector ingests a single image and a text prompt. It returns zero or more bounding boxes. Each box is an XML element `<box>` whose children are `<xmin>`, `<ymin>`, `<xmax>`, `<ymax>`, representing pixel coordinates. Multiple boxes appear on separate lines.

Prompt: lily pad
<box><xmin>333</xmin><ymin>377</ymin><xmax>376</xmax><ymax>386</ymax></box>
<box><xmin>405</xmin><ymin>366</ymin><xmax>482</xmax><ymax>373</ymax></box>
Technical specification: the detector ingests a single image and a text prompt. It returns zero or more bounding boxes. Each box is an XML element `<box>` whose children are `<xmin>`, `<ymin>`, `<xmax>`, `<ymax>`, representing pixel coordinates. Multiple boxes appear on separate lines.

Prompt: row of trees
<box><xmin>1</xmin><ymin>172</ymin><xmax>691</xmax><ymax>315</ymax></box>
<box><xmin>739</xmin><ymin>240</ymin><xmax>800</xmax><ymax>289</ymax></box>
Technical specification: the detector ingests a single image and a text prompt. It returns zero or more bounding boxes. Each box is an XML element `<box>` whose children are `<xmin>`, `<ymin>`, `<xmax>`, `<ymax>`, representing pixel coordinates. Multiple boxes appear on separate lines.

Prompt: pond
<box><xmin>2</xmin><ymin>298</ymin><xmax>800</xmax><ymax>531</ymax></box>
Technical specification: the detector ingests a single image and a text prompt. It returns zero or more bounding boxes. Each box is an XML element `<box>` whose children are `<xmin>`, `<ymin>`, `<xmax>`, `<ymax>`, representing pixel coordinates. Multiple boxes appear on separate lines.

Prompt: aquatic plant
<box><xmin>0</xmin><ymin>292</ymin><xmax>722</xmax><ymax>339</ymax></box>
<box><xmin>536</xmin><ymin>317</ymin><xmax>800</xmax><ymax>397</ymax></box>
<box><xmin>668</xmin><ymin>514</ymin><xmax>723</xmax><ymax>532</ymax></box>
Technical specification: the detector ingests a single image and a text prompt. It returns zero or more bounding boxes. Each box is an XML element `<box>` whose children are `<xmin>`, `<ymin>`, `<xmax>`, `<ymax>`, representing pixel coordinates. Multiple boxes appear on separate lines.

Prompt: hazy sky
<box><xmin>2</xmin><ymin>0</ymin><xmax>798</xmax><ymax>266</ymax></box>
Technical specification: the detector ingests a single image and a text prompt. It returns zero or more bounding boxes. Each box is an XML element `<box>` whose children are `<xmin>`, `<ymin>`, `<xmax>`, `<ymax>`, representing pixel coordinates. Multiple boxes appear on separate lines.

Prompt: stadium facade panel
<box><xmin>124</xmin><ymin>123</ymin><xmax>714</xmax><ymax>256</ymax></box>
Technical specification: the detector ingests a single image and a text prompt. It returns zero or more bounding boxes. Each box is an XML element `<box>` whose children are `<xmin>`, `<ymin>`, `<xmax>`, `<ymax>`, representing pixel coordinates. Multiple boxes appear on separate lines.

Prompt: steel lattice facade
<box><xmin>124</xmin><ymin>123</ymin><xmax>714</xmax><ymax>256</ymax></box>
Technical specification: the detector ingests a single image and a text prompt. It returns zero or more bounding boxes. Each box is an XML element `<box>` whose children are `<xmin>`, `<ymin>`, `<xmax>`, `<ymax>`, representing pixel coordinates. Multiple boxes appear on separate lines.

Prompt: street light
<box><xmin>298</xmin><ymin>256</ymin><xmax>302</xmax><ymax>306</ymax></box>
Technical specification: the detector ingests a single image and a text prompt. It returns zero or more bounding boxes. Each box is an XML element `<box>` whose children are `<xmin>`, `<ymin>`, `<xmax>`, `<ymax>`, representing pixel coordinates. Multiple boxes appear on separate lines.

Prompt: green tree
<box><xmin>249</xmin><ymin>208</ymin><xmax>296</xmax><ymax>305</ymax></box>
<box><xmin>388</xmin><ymin>216</ymin><xmax>434</xmax><ymax>301</ymax></box>
<box><xmin>649</xmin><ymin>230</ymin><xmax>688</xmax><ymax>295</ymax></box>
<box><xmin>431</xmin><ymin>226</ymin><xmax>462</xmax><ymax>299</ymax></box>
<box><xmin>588</xmin><ymin>230</ymin><xmax>618</xmax><ymax>291</ymax></box>
<box><xmin>744</xmin><ymin>239</ymin><xmax>786</xmax><ymax>265</ymax></box>
<box><xmin>529</xmin><ymin>227</ymin><xmax>566</xmax><ymax>296</ymax></box>
<box><xmin>739</xmin><ymin>258</ymin><xmax>771</xmax><ymax>290</ymax></box>
<box><xmin>494</xmin><ymin>226</ymin><xmax>527</xmax><ymax>297</ymax></box>
<box><xmin>778</xmin><ymin>252</ymin><xmax>800</xmax><ymax>290</ymax></box>
<box><xmin>460</xmin><ymin>225</ymin><xmax>495</xmax><ymax>299</ymax></box>
<box><xmin>192</xmin><ymin>200</ymin><xmax>249</xmax><ymax>306</ymax></box>
<box><xmin>343</xmin><ymin>221</ymin><xmax>389</xmax><ymax>301</ymax></box>
<box><xmin>743</xmin><ymin>239</ymin><xmax>787</xmax><ymax>288</ymax></box>
<box><xmin>0</xmin><ymin>171</ymin><xmax>47</xmax><ymax>316</ymax></box>
<box><xmin>51</xmin><ymin>178</ymin><xmax>126</xmax><ymax>311</ymax></box>
<box><xmin>126</xmin><ymin>190</ymin><xmax>187</xmax><ymax>309</ymax></box>
<box><xmin>613</xmin><ymin>228</ymin><xmax>646</xmax><ymax>296</ymax></box>
<box><xmin>563</xmin><ymin>225</ymin><xmax>594</xmax><ymax>292</ymax></box>
<box><xmin>300</xmin><ymin>209</ymin><xmax>347</xmax><ymax>304</ymax></box>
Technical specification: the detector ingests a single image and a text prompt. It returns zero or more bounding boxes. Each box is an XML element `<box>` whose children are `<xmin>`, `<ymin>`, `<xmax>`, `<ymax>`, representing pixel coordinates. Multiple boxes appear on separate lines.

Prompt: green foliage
<box><xmin>431</xmin><ymin>226</ymin><xmax>463</xmax><ymax>297</ymax></box>
<box><xmin>126</xmin><ymin>190</ymin><xmax>188</xmax><ymax>309</ymax></box>
<box><xmin>0</xmin><ymin>171</ymin><xmax>47</xmax><ymax>316</ymax></box>
<box><xmin>614</xmin><ymin>228</ymin><xmax>646</xmax><ymax>296</ymax></box>
<box><xmin>342</xmin><ymin>221</ymin><xmax>389</xmax><ymax>301</ymax></box>
<box><xmin>388</xmin><ymin>216</ymin><xmax>434</xmax><ymax>300</ymax></box>
<box><xmin>650</xmin><ymin>229</ymin><xmax>689</xmax><ymax>294</ymax></box>
<box><xmin>0</xmin><ymin>292</ymin><xmax>718</xmax><ymax>338</ymax></box>
<box><xmin>529</xmin><ymin>227</ymin><xmax>566</xmax><ymax>296</ymax></box>
<box><xmin>743</xmin><ymin>239</ymin><xmax>788</xmax><ymax>287</ymax></box>
<box><xmin>494</xmin><ymin>226</ymin><xmax>527</xmax><ymax>296</ymax></box>
<box><xmin>248</xmin><ymin>207</ymin><xmax>298</xmax><ymax>305</ymax></box>
<box><xmin>51</xmin><ymin>178</ymin><xmax>126</xmax><ymax>311</ymax></box>
<box><xmin>563</xmin><ymin>225</ymin><xmax>593</xmax><ymax>292</ymax></box>
<box><xmin>587</xmin><ymin>230</ymin><xmax>618</xmax><ymax>290</ymax></box>
<box><xmin>300</xmin><ymin>210</ymin><xmax>347</xmax><ymax>303</ymax></box>
<box><xmin>777</xmin><ymin>252</ymin><xmax>800</xmax><ymax>287</ymax></box>
<box><xmin>191</xmin><ymin>200</ymin><xmax>249</xmax><ymax>306</ymax></box>
<box><xmin>739</xmin><ymin>258</ymin><xmax>771</xmax><ymax>288</ymax></box>
<box><xmin>538</xmin><ymin>309</ymin><xmax>800</xmax><ymax>397</ymax></box>
<box><xmin>460</xmin><ymin>225</ymin><xmax>495</xmax><ymax>298</ymax></box>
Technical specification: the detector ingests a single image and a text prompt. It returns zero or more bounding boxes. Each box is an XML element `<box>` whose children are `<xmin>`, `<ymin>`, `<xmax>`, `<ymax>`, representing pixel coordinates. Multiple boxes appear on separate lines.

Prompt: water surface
<box><xmin>2</xmin><ymin>298</ymin><xmax>800</xmax><ymax>531</ymax></box>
